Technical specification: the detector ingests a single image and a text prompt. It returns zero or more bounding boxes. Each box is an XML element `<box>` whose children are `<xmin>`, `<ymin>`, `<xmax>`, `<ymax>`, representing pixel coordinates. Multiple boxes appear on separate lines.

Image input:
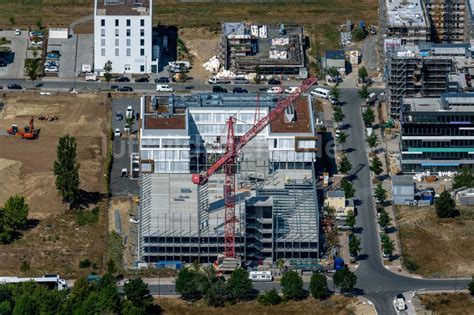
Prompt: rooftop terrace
<box><xmin>96</xmin><ymin>0</ymin><xmax>150</xmax><ymax>16</ymax></box>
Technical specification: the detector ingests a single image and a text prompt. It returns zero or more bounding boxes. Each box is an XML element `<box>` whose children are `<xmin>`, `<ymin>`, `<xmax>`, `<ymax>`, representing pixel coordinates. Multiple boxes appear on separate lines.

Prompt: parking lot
<box><xmin>0</xmin><ymin>30</ymin><xmax>28</xmax><ymax>78</ymax></box>
<box><xmin>47</xmin><ymin>34</ymin><xmax>93</xmax><ymax>78</ymax></box>
<box><xmin>110</xmin><ymin>97</ymin><xmax>140</xmax><ymax>196</ymax></box>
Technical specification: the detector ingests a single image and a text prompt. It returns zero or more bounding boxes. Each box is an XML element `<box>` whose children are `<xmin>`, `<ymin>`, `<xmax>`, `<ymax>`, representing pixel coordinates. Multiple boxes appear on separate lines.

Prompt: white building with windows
<box><xmin>94</xmin><ymin>0</ymin><xmax>156</xmax><ymax>74</ymax></box>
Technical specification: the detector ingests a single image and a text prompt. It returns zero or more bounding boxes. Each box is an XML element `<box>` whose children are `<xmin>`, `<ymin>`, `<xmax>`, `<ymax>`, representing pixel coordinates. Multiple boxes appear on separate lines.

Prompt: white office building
<box><xmin>94</xmin><ymin>0</ymin><xmax>156</xmax><ymax>74</ymax></box>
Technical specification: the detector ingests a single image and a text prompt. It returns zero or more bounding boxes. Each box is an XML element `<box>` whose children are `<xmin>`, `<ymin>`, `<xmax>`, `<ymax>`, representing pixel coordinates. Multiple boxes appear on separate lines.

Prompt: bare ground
<box><xmin>418</xmin><ymin>293</ymin><xmax>474</xmax><ymax>315</ymax></box>
<box><xmin>0</xmin><ymin>92</ymin><xmax>110</xmax><ymax>277</ymax></box>
<box><xmin>395</xmin><ymin>205</ymin><xmax>474</xmax><ymax>277</ymax></box>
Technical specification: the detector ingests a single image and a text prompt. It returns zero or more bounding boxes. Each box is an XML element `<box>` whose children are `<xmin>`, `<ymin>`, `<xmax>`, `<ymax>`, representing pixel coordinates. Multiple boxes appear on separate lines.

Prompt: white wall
<box><xmin>94</xmin><ymin>7</ymin><xmax>152</xmax><ymax>74</ymax></box>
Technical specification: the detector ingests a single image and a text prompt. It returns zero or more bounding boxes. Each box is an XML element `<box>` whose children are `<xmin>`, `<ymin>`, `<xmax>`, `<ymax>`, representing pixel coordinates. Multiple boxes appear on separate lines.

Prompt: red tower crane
<box><xmin>192</xmin><ymin>76</ymin><xmax>317</xmax><ymax>258</ymax></box>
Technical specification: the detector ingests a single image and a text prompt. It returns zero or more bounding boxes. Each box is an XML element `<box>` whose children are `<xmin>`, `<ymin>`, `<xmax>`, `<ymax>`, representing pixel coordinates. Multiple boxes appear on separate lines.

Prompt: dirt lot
<box><xmin>156</xmin><ymin>296</ymin><xmax>357</xmax><ymax>315</ymax></box>
<box><xmin>395</xmin><ymin>205</ymin><xmax>474</xmax><ymax>277</ymax></box>
<box><xmin>417</xmin><ymin>293</ymin><xmax>474</xmax><ymax>315</ymax></box>
<box><xmin>0</xmin><ymin>92</ymin><xmax>109</xmax><ymax>277</ymax></box>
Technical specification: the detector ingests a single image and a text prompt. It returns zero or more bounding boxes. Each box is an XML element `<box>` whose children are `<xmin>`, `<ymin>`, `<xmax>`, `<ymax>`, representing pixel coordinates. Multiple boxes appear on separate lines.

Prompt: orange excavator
<box><xmin>7</xmin><ymin>117</ymin><xmax>39</xmax><ymax>139</ymax></box>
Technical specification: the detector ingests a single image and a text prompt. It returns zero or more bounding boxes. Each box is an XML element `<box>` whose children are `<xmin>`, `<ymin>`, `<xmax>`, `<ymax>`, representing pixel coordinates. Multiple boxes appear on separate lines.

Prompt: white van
<box><xmin>156</xmin><ymin>84</ymin><xmax>174</xmax><ymax>92</ymax></box>
<box><xmin>311</xmin><ymin>87</ymin><xmax>331</xmax><ymax>99</ymax></box>
<box><xmin>208</xmin><ymin>77</ymin><xmax>231</xmax><ymax>84</ymax></box>
<box><xmin>248</xmin><ymin>271</ymin><xmax>273</xmax><ymax>282</ymax></box>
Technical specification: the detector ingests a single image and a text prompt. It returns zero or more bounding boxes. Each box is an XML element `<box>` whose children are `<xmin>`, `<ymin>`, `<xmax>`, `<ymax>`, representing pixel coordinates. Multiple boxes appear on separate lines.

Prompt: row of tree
<box><xmin>0</xmin><ymin>274</ymin><xmax>156</xmax><ymax>315</ymax></box>
<box><xmin>176</xmin><ymin>266</ymin><xmax>358</xmax><ymax>306</ymax></box>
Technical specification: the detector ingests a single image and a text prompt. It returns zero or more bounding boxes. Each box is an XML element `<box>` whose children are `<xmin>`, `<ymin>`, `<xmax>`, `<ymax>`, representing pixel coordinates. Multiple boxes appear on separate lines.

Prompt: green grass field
<box><xmin>0</xmin><ymin>0</ymin><xmax>378</xmax><ymax>51</ymax></box>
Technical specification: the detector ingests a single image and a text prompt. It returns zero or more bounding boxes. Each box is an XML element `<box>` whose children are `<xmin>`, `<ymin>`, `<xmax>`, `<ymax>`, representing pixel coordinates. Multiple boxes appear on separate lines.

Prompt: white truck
<box><xmin>0</xmin><ymin>275</ymin><xmax>68</xmax><ymax>290</ymax></box>
<box><xmin>85</xmin><ymin>72</ymin><xmax>97</xmax><ymax>81</ymax></box>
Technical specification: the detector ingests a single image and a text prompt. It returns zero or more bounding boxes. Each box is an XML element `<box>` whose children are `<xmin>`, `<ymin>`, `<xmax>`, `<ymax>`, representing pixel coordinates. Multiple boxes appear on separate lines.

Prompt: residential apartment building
<box><xmin>386</xmin><ymin>0</ymin><xmax>431</xmax><ymax>45</ymax></box>
<box><xmin>94</xmin><ymin>0</ymin><xmax>156</xmax><ymax>74</ymax></box>
<box><xmin>401</xmin><ymin>93</ymin><xmax>474</xmax><ymax>173</ymax></box>
<box><xmin>424</xmin><ymin>0</ymin><xmax>467</xmax><ymax>43</ymax></box>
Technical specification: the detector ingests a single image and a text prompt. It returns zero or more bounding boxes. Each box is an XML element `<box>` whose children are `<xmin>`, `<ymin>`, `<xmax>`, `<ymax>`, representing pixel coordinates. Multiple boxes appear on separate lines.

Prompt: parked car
<box><xmin>110</xmin><ymin>85</ymin><xmax>119</xmax><ymax>90</ymax></box>
<box><xmin>329</xmin><ymin>95</ymin><xmax>339</xmax><ymax>105</ymax></box>
<box><xmin>232</xmin><ymin>87</ymin><xmax>248</xmax><ymax>93</ymax></box>
<box><xmin>155</xmin><ymin>77</ymin><xmax>169</xmax><ymax>83</ymax></box>
<box><xmin>284</xmin><ymin>86</ymin><xmax>298</xmax><ymax>94</ymax></box>
<box><xmin>208</xmin><ymin>77</ymin><xmax>231</xmax><ymax>85</ymax></box>
<box><xmin>135</xmin><ymin>77</ymin><xmax>149</xmax><ymax>83</ymax></box>
<box><xmin>123</xmin><ymin>124</ymin><xmax>131</xmax><ymax>133</ymax></box>
<box><xmin>129</xmin><ymin>217</ymin><xmax>139</xmax><ymax>224</ymax></box>
<box><xmin>267</xmin><ymin>86</ymin><xmax>282</xmax><ymax>94</ymax></box>
<box><xmin>121</xmin><ymin>168</ymin><xmax>128</xmax><ymax>177</ymax></box>
<box><xmin>395</xmin><ymin>294</ymin><xmax>406</xmax><ymax>311</ymax></box>
<box><xmin>15</xmin><ymin>29</ymin><xmax>21</xmax><ymax>36</ymax></box>
<box><xmin>213</xmin><ymin>86</ymin><xmax>227</xmax><ymax>93</ymax></box>
<box><xmin>44</xmin><ymin>61</ymin><xmax>59</xmax><ymax>67</ymax></box>
<box><xmin>156</xmin><ymin>84</ymin><xmax>174</xmax><ymax>92</ymax></box>
<box><xmin>114</xmin><ymin>128</ymin><xmax>121</xmax><ymax>137</ymax></box>
<box><xmin>46</xmin><ymin>53</ymin><xmax>60</xmax><ymax>59</ymax></box>
<box><xmin>44</xmin><ymin>67</ymin><xmax>59</xmax><ymax>73</ymax></box>
<box><xmin>117</xmin><ymin>86</ymin><xmax>133</xmax><ymax>92</ymax></box>
<box><xmin>267</xmin><ymin>78</ymin><xmax>281</xmax><ymax>85</ymax></box>
<box><xmin>126</xmin><ymin>106</ymin><xmax>134</xmax><ymax>119</ymax></box>
<box><xmin>233</xmin><ymin>77</ymin><xmax>249</xmax><ymax>84</ymax></box>
<box><xmin>7</xmin><ymin>83</ymin><xmax>22</xmax><ymax>90</ymax></box>
<box><xmin>115</xmin><ymin>76</ymin><xmax>130</xmax><ymax>82</ymax></box>
<box><xmin>115</xmin><ymin>111</ymin><xmax>123</xmax><ymax>121</ymax></box>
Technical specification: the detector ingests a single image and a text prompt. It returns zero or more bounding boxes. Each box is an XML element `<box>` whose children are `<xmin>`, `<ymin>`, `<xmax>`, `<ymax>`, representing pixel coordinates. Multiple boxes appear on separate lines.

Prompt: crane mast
<box><xmin>191</xmin><ymin>76</ymin><xmax>317</xmax><ymax>258</ymax></box>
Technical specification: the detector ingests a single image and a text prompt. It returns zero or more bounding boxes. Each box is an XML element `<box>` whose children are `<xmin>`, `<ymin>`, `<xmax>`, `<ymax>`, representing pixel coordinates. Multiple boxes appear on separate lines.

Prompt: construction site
<box><xmin>137</xmin><ymin>79</ymin><xmax>321</xmax><ymax>269</ymax></box>
<box><xmin>0</xmin><ymin>93</ymin><xmax>109</xmax><ymax>277</ymax></box>
<box><xmin>218</xmin><ymin>22</ymin><xmax>306</xmax><ymax>76</ymax></box>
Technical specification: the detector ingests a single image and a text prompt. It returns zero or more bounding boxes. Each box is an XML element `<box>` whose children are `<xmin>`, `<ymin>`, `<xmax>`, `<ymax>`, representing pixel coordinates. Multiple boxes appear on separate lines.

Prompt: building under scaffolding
<box><xmin>137</xmin><ymin>93</ymin><xmax>320</xmax><ymax>265</ymax></box>
<box><xmin>425</xmin><ymin>0</ymin><xmax>467</xmax><ymax>43</ymax></box>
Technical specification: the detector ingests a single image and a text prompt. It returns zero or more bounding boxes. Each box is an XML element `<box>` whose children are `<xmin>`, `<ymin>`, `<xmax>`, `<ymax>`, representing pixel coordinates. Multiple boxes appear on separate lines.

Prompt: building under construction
<box><xmin>425</xmin><ymin>0</ymin><xmax>467</xmax><ymax>43</ymax></box>
<box><xmin>385</xmin><ymin>42</ymin><xmax>473</xmax><ymax>117</ymax></box>
<box><xmin>386</xmin><ymin>0</ymin><xmax>431</xmax><ymax>45</ymax></box>
<box><xmin>137</xmin><ymin>92</ymin><xmax>320</xmax><ymax>265</ymax></box>
<box><xmin>218</xmin><ymin>22</ymin><xmax>306</xmax><ymax>77</ymax></box>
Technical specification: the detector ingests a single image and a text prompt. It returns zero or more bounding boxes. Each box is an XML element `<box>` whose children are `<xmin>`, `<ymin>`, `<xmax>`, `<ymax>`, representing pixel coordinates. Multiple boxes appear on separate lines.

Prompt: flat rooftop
<box><xmin>404</xmin><ymin>93</ymin><xmax>474</xmax><ymax>112</ymax></box>
<box><xmin>96</xmin><ymin>0</ymin><xmax>150</xmax><ymax>16</ymax></box>
<box><xmin>143</xmin><ymin>96</ymin><xmax>186</xmax><ymax>130</ymax></box>
<box><xmin>386</xmin><ymin>0</ymin><xmax>427</xmax><ymax>28</ymax></box>
<box><xmin>270</xmin><ymin>97</ymin><xmax>312</xmax><ymax>134</ymax></box>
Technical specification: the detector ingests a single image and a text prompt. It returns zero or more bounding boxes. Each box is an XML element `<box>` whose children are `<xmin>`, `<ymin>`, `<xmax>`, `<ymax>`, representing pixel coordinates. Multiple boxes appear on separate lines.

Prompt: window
<box><xmin>140</xmin><ymin>65</ymin><xmax>145</xmax><ymax>72</ymax></box>
<box><xmin>115</xmin><ymin>38</ymin><xmax>119</xmax><ymax>46</ymax></box>
<box><xmin>140</xmin><ymin>19</ymin><xmax>145</xmax><ymax>27</ymax></box>
<box><xmin>115</xmin><ymin>29</ymin><xmax>119</xmax><ymax>37</ymax></box>
<box><xmin>101</xmin><ymin>48</ymin><xmax>105</xmax><ymax>56</ymax></box>
<box><xmin>126</xmin><ymin>29</ymin><xmax>131</xmax><ymax>37</ymax></box>
<box><xmin>140</xmin><ymin>48</ymin><xmax>145</xmax><ymax>56</ymax></box>
<box><xmin>115</xmin><ymin>48</ymin><xmax>119</xmax><ymax>56</ymax></box>
<box><xmin>140</xmin><ymin>39</ymin><xmax>144</xmax><ymax>46</ymax></box>
<box><xmin>101</xmin><ymin>28</ymin><xmax>105</xmax><ymax>37</ymax></box>
<box><xmin>140</xmin><ymin>29</ymin><xmax>144</xmax><ymax>37</ymax></box>
<box><xmin>101</xmin><ymin>39</ymin><xmax>105</xmax><ymax>46</ymax></box>
<box><xmin>126</xmin><ymin>39</ymin><xmax>131</xmax><ymax>46</ymax></box>
<box><xmin>101</xmin><ymin>19</ymin><xmax>105</xmax><ymax>27</ymax></box>
<box><xmin>126</xmin><ymin>19</ymin><xmax>131</xmax><ymax>26</ymax></box>
<box><xmin>126</xmin><ymin>48</ymin><xmax>131</xmax><ymax>56</ymax></box>
<box><xmin>115</xmin><ymin>19</ymin><xmax>119</xmax><ymax>27</ymax></box>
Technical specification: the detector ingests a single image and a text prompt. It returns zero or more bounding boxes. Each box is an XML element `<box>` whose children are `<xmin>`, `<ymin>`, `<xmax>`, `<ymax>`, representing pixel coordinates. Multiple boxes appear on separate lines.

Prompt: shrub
<box><xmin>403</xmin><ymin>257</ymin><xmax>419</xmax><ymax>272</ymax></box>
<box><xmin>257</xmin><ymin>289</ymin><xmax>281</xmax><ymax>305</ymax></box>
<box><xmin>79</xmin><ymin>258</ymin><xmax>91</xmax><ymax>269</ymax></box>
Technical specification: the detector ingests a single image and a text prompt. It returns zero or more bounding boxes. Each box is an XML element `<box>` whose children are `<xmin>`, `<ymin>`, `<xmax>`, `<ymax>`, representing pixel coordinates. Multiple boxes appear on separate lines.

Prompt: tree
<box><xmin>435</xmin><ymin>190</ymin><xmax>457</xmax><ymax>218</ymax></box>
<box><xmin>453</xmin><ymin>167</ymin><xmax>474</xmax><ymax>189</ymax></box>
<box><xmin>123</xmin><ymin>278</ymin><xmax>153</xmax><ymax>310</ymax></box>
<box><xmin>333</xmin><ymin>106</ymin><xmax>345</xmax><ymax>123</ymax></box>
<box><xmin>227</xmin><ymin>268</ymin><xmax>253</xmax><ymax>301</ymax></box>
<box><xmin>468</xmin><ymin>276</ymin><xmax>474</xmax><ymax>295</ymax></box>
<box><xmin>336</xmin><ymin>131</ymin><xmax>348</xmax><ymax>144</ymax></box>
<box><xmin>27</xmin><ymin>58</ymin><xmax>40</xmax><ymax>81</ymax></box>
<box><xmin>366</xmin><ymin>133</ymin><xmax>378</xmax><ymax>150</ymax></box>
<box><xmin>348</xmin><ymin>234</ymin><xmax>361</xmax><ymax>258</ymax></box>
<box><xmin>205</xmin><ymin>278</ymin><xmax>229</xmax><ymax>307</ymax></box>
<box><xmin>362</xmin><ymin>107</ymin><xmax>375</xmax><ymax>126</ymax></box>
<box><xmin>13</xmin><ymin>293</ymin><xmax>38</xmax><ymax>315</ymax></box>
<box><xmin>331</xmin><ymin>85</ymin><xmax>340</xmax><ymax>99</ymax></box>
<box><xmin>345</xmin><ymin>210</ymin><xmax>356</xmax><ymax>230</ymax></box>
<box><xmin>327</xmin><ymin>67</ymin><xmax>339</xmax><ymax>78</ymax></box>
<box><xmin>338</xmin><ymin>154</ymin><xmax>352</xmax><ymax>174</ymax></box>
<box><xmin>378</xmin><ymin>209</ymin><xmax>391</xmax><ymax>231</ymax></box>
<box><xmin>53</xmin><ymin>135</ymin><xmax>80</xmax><ymax>205</ymax></box>
<box><xmin>341</xmin><ymin>179</ymin><xmax>355</xmax><ymax>199</ymax></box>
<box><xmin>359</xmin><ymin>85</ymin><xmax>369</xmax><ymax>100</ymax></box>
<box><xmin>353</xmin><ymin>27</ymin><xmax>366</xmax><ymax>41</ymax></box>
<box><xmin>257</xmin><ymin>289</ymin><xmax>281</xmax><ymax>305</ymax></box>
<box><xmin>370</xmin><ymin>156</ymin><xmax>383</xmax><ymax>176</ymax></box>
<box><xmin>103</xmin><ymin>60</ymin><xmax>113</xmax><ymax>82</ymax></box>
<box><xmin>374</xmin><ymin>182</ymin><xmax>387</xmax><ymax>204</ymax></box>
<box><xmin>333</xmin><ymin>267</ymin><xmax>357</xmax><ymax>294</ymax></box>
<box><xmin>0</xmin><ymin>196</ymin><xmax>29</xmax><ymax>244</ymax></box>
<box><xmin>9</xmin><ymin>16</ymin><xmax>15</xmax><ymax>25</ymax></box>
<box><xmin>175</xmin><ymin>268</ymin><xmax>203</xmax><ymax>301</ymax></box>
<box><xmin>381</xmin><ymin>234</ymin><xmax>395</xmax><ymax>257</ymax></box>
<box><xmin>309</xmin><ymin>273</ymin><xmax>329</xmax><ymax>300</ymax></box>
<box><xmin>280</xmin><ymin>270</ymin><xmax>305</xmax><ymax>300</ymax></box>
<box><xmin>358</xmin><ymin>66</ymin><xmax>368</xmax><ymax>82</ymax></box>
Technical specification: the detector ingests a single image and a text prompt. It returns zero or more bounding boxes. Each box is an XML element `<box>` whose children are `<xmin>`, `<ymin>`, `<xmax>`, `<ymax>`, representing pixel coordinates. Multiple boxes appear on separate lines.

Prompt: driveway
<box><xmin>110</xmin><ymin>98</ymin><xmax>140</xmax><ymax>196</ymax></box>
<box><xmin>0</xmin><ymin>30</ymin><xmax>28</xmax><ymax>78</ymax></box>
